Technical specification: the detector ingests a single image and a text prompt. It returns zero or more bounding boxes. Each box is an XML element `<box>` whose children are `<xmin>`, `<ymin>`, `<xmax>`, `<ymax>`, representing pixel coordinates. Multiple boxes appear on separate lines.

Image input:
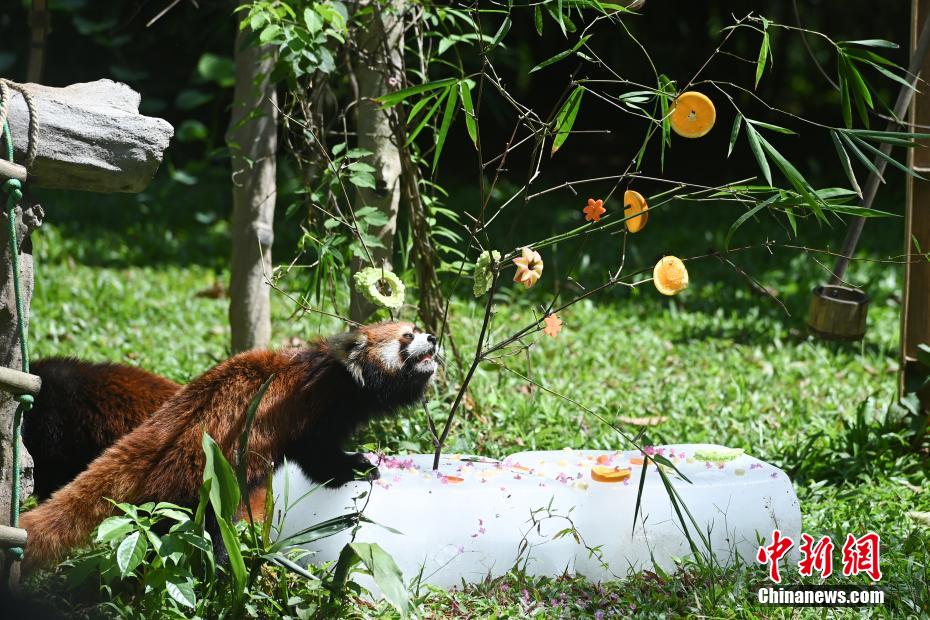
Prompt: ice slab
<box><xmin>273</xmin><ymin>444</ymin><xmax>800</xmax><ymax>588</ymax></box>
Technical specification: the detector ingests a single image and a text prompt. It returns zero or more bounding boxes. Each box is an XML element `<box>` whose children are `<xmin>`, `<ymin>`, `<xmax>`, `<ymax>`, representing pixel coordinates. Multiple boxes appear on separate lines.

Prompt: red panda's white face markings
<box><xmin>329</xmin><ymin>321</ymin><xmax>438</xmax><ymax>387</ymax></box>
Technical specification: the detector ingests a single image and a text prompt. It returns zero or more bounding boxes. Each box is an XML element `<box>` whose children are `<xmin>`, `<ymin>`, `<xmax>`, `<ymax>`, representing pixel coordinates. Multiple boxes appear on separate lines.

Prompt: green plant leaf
<box><xmin>116</xmin><ymin>530</ymin><xmax>147</xmax><ymax>577</ymax></box>
<box><xmin>350</xmin><ymin>543</ymin><xmax>410</xmax><ymax>618</ymax></box>
<box><xmin>196</xmin><ymin>53</ymin><xmax>234</xmax><ymax>88</ymax></box>
<box><xmin>551</xmin><ymin>86</ymin><xmax>584</xmax><ymax>155</ymax></box>
<box><xmin>218</xmin><ymin>517</ymin><xmax>247</xmax><ymax>599</ymax></box>
<box><xmin>530</xmin><ymin>35</ymin><xmax>591</xmax><ymax>73</ymax></box>
<box><xmin>405</xmin><ymin>92</ymin><xmax>445</xmax><ymax>147</ymax></box>
<box><xmin>96</xmin><ymin>516</ymin><xmax>134</xmax><ymax>543</ymax></box>
<box><xmin>459</xmin><ymin>81</ymin><xmax>478</xmax><ymax>146</ymax></box>
<box><xmin>838</xmin><ymin>130</ymin><xmax>884</xmax><ymax>181</ymax></box>
<box><xmin>728</xmin><ymin>114</ymin><xmax>742</xmax><ymax>158</ymax></box>
<box><xmin>755</xmin><ymin>23</ymin><xmax>769</xmax><ymax>88</ymax></box>
<box><xmin>830</xmin><ymin>130</ymin><xmax>862</xmax><ymax>198</ymax></box>
<box><xmin>852</xmin><ymin>134</ymin><xmax>926</xmax><ymax>180</ymax></box>
<box><xmin>166</xmin><ymin>575</ymin><xmax>197</xmax><ymax>609</ymax></box>
<box><xmin>534</xmin><ymin>4</ymin><xmax>544</xmax><ymax>35</ymax></box>
<box><xmin>304</xmin><ymin>7</ymin><xmax>323</xmax><ymax>34</ymax></box>
<box><xmin>432</xmin><ymin>83</ymin><xmax>459</xmax><ymax>172</ymax></box>
<box><xmin>845</xmin><ymin>39</ymin><xmax>898</xmax><ymax>48</ymax></box>
<box><xmin>838</xmin><ymin>56</ymin><xmax>853</xmax><ymax>129</ymax></box>
<box><xmin>202</xmin><ymin>432</ymin><xmax>240</xmax><ymax>522</ymax></box>
<box><xmin>744</xmin><ymin>123</ymin><xmax>772</xmax><ymax>186</ymax></box>
<box><xmin>757</xmin><ymin>133</ymin><xmax>824</xmax><ymax>220</ymax></box>
<box><xmin>236</xmin><ymin>374</ymin><xmax>275</xmax><ymax>520</ymax></box>
<box><xmin>725</xmin><ymin>195</ymin><xmax>778</xmax><ymax>249</ymax></box>
<box><xmin>376</xmin><ymin>78</ymin><xmax>458</xmax><ymax>108</ymax></box>
<box><xmin>489</xmin><ymin>15</ymin><xmax>511</xmax><ymax>50</ymax></box>
<box><xmin>746</xmin><ymin>119</ymin><xmax>796</xmax><ymax>135</ymax></box>
<box><xmin>271</xmin><ymin>513</ymin><xmax>360</xmax><ymax>552</ymax></box>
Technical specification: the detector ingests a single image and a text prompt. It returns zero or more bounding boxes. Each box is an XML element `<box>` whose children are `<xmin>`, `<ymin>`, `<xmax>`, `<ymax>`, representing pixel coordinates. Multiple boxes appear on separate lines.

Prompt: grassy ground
<box><xmin>23</xmin><ymin>178</ymin><xmax>930</xmax><ymax>617</ymax></box>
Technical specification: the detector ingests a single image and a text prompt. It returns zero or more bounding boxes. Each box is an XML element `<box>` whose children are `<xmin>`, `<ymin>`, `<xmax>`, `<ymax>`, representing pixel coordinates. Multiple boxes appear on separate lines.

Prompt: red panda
<box><xmin>23</xmin><ymin>358</ymin><xmax>181</xmax><ymax>499</ymax></box>
<box><xmin>19</xmin><ymin>321</ymin><xmax>437</xmax><ymax>572</ymax></box>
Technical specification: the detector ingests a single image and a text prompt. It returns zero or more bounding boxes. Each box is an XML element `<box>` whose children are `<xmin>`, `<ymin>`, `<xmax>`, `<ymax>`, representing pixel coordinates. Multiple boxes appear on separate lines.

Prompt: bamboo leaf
<box><xmin>838</xmin><ymin>130</ymin><xmax>884</xmax><ymax>182</ymax></box>
<box><xmin>405</xmin><ymin>91</ymin><xmax>446</xmax><ymax>147</ymax></box>
<box><xmin>534</xmin><ymin>4</ymin><xmax>543</xmax><ymax>35</ymax></box>
<box><xmin>746</xmin><ymin>119</ymin><xmax>796</xmax><ymax>135</ymax></box>
<box><xmin>550</xmin><ymin>86</ymin><xmax>584</xmax><ymax>155</ymax></box>
<box><xmin>432</xmin><ymin>83</ymin><xmax>459</xmax><ymax>172</ymax></box>
<box><xmin>745</xmin><ymin>123</ymin><xmax>772</xmax><ymax>186</ymax></box>
<box><xmin>757</xmin><ymin>133</ymin><xmax>825</xmax><ymax>221</ymax></box>
<box><xmin>489</xmin><ymin>15</ymin><xmax>511</xmax><ymax>50</ymax></box>
<box><xmin>459</xmin><ymin>81</ymin><xmax>478</xmax><ymax>146</ymax></box>
<box><xmin>830</xmin><ymin>130</ymin><xmax>862</xmax><ymax>198</ymax></box>
<box><xmin>755</xmin><ymin>29</ymin><xmax>769</xmax><ymax>88</ymax></box>
<box><xmin>376</xmin><ymin>78</ymin><xmax>458</xmax><ymax>108</ymax></box>
<box><xmin>853</xmin><ymin>134</ymin><xmax>927</xmax><ymax>180</ymax></box>
<box><xmin>728</xmin><ymin>114</ymin><xmax>742</xmax><ymax>158</ymax></box>
<box><xmin>530</xmin><ymin>35</ymin><xmax>591</xmax><ymax>73</ymax></box>
<box><xmin>845</xmin><ymin>39</ymin><xmax>898</xmax><ymax>48</ymax></box>
<box><xmin>725</xmin><ymin>195</ymin><xmax>778</xmax><ymax>249</ymax></box>
<box><xmin>838</xmin><ymin>56</ymin><xmax>853</xmax><ymax>129</ymax></box>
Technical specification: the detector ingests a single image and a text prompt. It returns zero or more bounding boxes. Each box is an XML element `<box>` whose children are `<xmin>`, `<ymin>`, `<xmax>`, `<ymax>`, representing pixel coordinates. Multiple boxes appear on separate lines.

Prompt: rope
<box><xmin>0</xmin><ymin>79</ymin><xmax>40</xmax><ymax>168</ymax></box>
<box><xmin>1</xmin><ymin>96</ymin><xmax>33</xmax><ymax>559</ymax></box>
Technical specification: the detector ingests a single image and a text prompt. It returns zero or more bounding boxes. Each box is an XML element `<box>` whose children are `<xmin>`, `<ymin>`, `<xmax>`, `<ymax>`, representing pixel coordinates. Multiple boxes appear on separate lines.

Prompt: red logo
<box><xmin>798</xmin><ymin>533</ymin><xmax>834</xmax><ymax>578</ymax></box>
<box><xmin>756</xmin><ymin>529</ymin><xmax>794</xmax><ymax>583</ymax></box>
<box><xmin>757</xmin><ymin>530</ymin><xmax>882</xmax><ymax>583</ymax></box>
<box><xmin>841</xmin><ymin>532</ymin><xmax>882</xmax><ymax>581</ymax></box>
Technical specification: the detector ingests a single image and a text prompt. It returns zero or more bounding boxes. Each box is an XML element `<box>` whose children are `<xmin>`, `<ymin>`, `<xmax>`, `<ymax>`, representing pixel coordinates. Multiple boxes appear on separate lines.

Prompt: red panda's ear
<box><xmin>328</xmin><ymin>331</ymin><xmax>368</xmax><ymax>385</ymax></box>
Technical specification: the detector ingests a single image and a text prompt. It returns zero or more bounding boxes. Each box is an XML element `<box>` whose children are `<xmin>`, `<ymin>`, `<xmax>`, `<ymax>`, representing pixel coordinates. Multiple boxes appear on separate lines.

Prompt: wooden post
<box><xmin>0</xmin><ymin>79</ymin><xmax>171</xmax><ymax>584</ymax></box>
<box><xmin>901</xmin><ymin>0</ymin><xmax>930</xmax><ymax>409</ymax></box>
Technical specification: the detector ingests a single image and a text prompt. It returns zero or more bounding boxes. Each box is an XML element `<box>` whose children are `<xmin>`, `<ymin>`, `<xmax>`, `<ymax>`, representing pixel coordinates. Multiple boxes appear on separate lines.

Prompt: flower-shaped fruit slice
<box><xmin>513</xmin><ymin>247</ymin><xmax>544</xmax><ymax>288</ymax></box>
<box><xmin>669</xmin><ymin>91</ymin><xmax>716</xmax><ymax>138</ymax></box>
<box><xmin>653</xmin><ymin>256</ymin><xmax>689</xmax><ymax>296</ymax></box>
<box><xmin>583</xmin><ymin>198</ymin><xmax>606</xmax><ymax>223</ymax></box>
<box><xmin>623</xmin><ymin>190</ymin><xmax>648</xmax><ymax>233</ymax></box>
<box><xmin>591</xmin><ymin>465</ymin><xmax>632</xmax><ymax>483</ymax></box>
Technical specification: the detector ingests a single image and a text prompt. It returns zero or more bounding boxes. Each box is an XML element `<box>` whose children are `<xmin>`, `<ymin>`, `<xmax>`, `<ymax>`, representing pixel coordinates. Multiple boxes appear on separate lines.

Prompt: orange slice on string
<box><xmin>623</xmin><ymin>190</ymin><xmax>649</xmax><ymax>233</ymax></box>
<box><xmin>629</xmin><ymin>457</ymin><xmax>645</xmax><ymax>466</ymax></box>
<box><xmin>669</xmin><ymin>91</ymin><xmax>716</xmax><ymax>138</ymax></box>
<box><xmin>653</xmin><ymin>256</ymin><xmax>689</xmax><ymax>296</ymax></box>
<box><xmin>591</xmin><ymin>465</ymin><xmax>632</xmax><ymax>483</ymax></box>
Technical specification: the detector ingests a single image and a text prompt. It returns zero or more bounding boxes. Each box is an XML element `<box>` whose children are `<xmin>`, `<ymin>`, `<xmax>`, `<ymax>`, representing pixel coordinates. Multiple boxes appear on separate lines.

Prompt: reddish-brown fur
<box><xmin>23</xmin><ymin>358</ymin><xmax>181</xmax><ymax>499</ymax></box>
<box><xmin>20</xmin><ymin>322</ymin><xmax>435</xmax><ymax>572</ymax></box>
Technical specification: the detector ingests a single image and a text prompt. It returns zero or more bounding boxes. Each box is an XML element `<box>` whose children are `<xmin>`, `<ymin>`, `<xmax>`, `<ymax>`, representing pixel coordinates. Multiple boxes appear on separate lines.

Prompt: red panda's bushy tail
<box><xmin>19</xmin><ymin>439</ymin><xmax>148</xmax><ymax>573</ymax></box>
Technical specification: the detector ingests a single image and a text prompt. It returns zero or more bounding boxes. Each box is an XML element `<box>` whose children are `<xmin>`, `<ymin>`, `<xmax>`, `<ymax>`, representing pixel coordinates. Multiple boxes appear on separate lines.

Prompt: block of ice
<box><xmin>272</xmin><ymin>444</ymin><xmax>800</xmax><ymax>590</ymax></box>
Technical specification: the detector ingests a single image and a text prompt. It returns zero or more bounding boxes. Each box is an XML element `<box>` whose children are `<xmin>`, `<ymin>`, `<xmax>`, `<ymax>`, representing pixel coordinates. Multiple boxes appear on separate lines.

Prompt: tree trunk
<box><xmin>227</xmin><ymin>15</ymin><xmax>279</xmax><ymax>353</ymax></box>
<box><xmin>349</xmin><ymin>3</ymin><xmax>404</xmax><ymax>323</ymax></box>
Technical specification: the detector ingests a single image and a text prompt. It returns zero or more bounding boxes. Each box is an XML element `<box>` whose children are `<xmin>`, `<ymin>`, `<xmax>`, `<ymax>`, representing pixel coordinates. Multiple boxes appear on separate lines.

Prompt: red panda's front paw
<box><xmin>322</xmin><ymin>453</ymin><xmax>380</xmax><ymax>488</ymax></box>
<box><xmin>349</xmin><ymin>452</ymin><xmax>380</xmax><ymax>481</ymax></box>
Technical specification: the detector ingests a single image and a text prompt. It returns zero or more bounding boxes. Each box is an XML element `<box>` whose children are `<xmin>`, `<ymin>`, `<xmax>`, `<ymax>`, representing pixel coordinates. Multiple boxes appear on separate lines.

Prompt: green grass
<box><xmin>24</xmin><ymin>180</ymin><xmax>930</xmax><ymax>618</ymax></box>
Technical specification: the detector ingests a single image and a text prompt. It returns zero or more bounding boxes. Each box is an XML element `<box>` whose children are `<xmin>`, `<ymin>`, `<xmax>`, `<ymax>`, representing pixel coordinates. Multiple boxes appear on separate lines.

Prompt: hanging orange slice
<box><xmin>623</xmin><ymin>190</ymin><xmax>649</xmax><ymax>233</ymax></box>
<box><xmin>629</xmin><ymin>457</ymin><xmax>645</xmax><ymax>466</ymax></box>
<box><xmin>653</xmin><ymin>256</ymin><xmax>689</xmax><ymax>296</ymax></box>
<box><xmin>590</xmin><ymin>465</ymin><xmax>632</xmax><ymax>483</ymax></box>
<box><xmin>669</xmin><ymin>91</ymin><xmax>716</xmax><ymax>138</ymax></box>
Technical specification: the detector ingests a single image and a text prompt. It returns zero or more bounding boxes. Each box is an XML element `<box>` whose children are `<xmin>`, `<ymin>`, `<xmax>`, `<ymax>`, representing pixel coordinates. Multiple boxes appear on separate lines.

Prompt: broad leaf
<box><xmin>116</xmin><ymin>530</ymin><xmax>147</xmax><ymax>577</ymax></box>
<box><xmin>350</xmin><ymin>543</ymin><xmax>410</xmax><ymax>618</ymax></box>
<box><xmin>202</xmin><ymin>432</ymin><xmax>240</xmax><ymax>522</ymax></box>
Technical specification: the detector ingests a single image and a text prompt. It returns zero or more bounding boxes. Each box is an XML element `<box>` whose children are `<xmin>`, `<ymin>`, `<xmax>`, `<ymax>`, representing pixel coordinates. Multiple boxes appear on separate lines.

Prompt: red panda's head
<box><xmin>328</xmin><ymin>321</ymin><xmax>438</xmax><ymax>406</ymax></box>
